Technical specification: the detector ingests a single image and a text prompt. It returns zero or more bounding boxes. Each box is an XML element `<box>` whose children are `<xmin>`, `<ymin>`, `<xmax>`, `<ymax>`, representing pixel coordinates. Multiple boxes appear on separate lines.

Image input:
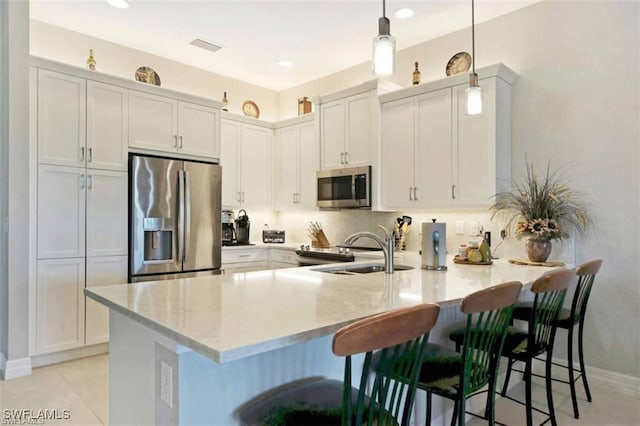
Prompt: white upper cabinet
<box><xmin>128</xmin><ymin>90</ymin><xmax>179</xmax><ymax>152</ymax></box>
<box><xmin>178</xmin><ymin>102</ymin><xmax>220</xmax><ymax>158</ymax></box>
<box><xmin>37</xmin><ymin>165</ymin><xmax>86</xmax><ymax>259</ymax></box>
<box><xmin>220</xmin><ymin>117</ymin><xmax>272</xmax><ymax>209</ymax></box>
<box><xmin>85</xmin><ymin>169</ymin><xmax>128</xmax><ymax>257</ymax></box>
<box><xmin>86</xmin><ymin>81</ymin><xmax>129</xmax><ymax>171</ymax></box>
<box><xmin>129</xmin><ymin>90</ymin><xmax>220</xmax><ymax>160</ymax></box>
<box><xmin>37</xmin><ymin>69</ymin><xmax>87</xmax><ymax>167</ymax></box>
<box><xmin>319</xmin><ymin>89</ymin><xmax>375</xmax><ymax>169</ymax></box>
<box><xmin>274</xmin><ymin>118</ymin><xmax>317</xmax><ymax>210</ymax></box>
<box><xmin>379</xmin><ymin>65</ymin><xmax>515</xmax><ymax>209</ymax></box>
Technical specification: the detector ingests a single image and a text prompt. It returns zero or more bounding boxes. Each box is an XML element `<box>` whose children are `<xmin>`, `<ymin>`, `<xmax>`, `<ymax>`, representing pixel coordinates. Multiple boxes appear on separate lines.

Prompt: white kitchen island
<box><xmin>85</xmin><ymin>254</ymin><xmax>558</xmax><ymax>425</ymax></box>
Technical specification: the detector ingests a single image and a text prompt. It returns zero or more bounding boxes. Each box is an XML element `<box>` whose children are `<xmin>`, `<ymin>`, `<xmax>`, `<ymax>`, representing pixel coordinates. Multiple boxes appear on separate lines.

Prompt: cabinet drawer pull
<box><xmin>239</xmin><ymin>254</ymin><xmax>251</xmax><ymax>258</ymax></box>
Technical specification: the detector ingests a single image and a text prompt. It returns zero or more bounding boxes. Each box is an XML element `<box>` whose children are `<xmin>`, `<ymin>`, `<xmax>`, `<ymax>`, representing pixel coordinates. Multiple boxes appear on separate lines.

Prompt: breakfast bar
<box><xmin>85</xmin><ymin>254</ymin><xmax>558</xmax><ymax>425</ymax></box>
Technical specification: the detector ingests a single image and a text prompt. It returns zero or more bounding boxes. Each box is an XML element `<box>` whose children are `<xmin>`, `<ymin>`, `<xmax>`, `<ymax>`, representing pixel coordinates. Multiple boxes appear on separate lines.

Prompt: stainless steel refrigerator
<box><xmin>129</xmin><ymin>154</ymin><xmax>222</xmax><ymax>282</ymax></box>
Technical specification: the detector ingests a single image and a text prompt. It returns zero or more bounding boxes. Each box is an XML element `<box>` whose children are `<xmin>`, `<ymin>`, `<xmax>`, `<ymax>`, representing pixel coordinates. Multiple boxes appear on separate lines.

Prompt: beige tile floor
<box><xmin>1</xmin><ymin>354</ymin><xmax>639</xmax><ymax>425</ymax></box>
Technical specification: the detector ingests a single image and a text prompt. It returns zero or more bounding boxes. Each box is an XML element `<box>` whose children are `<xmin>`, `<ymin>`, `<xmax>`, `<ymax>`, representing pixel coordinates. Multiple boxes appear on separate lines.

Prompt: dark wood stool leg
<box><xmin>567</xmin><ymin>325</ymin><xmax>580</xmax><ymax>418</ymax></box>
<box><xmin>578</xmin><ymin>319</ymin><xmax>592</xmax><ymax>402</ymax></box>
<box><xmin>546</xmin><ymin>333</ymin><xmax>558</xmax><ymax>426</ymax></box>
<box><xmin>501</xmin><ymin>357</ymin><xmax>514</xmax><ymax>397</ymax></box>
<box><xmin>425</xmin><ymin>391</ymin><xmax>432</xmax><ymax>426</ymax></box>
<box><xmin>525</xmin><ymin>358</ymin><xmax>533</xmax><ymax>426</ymax></box>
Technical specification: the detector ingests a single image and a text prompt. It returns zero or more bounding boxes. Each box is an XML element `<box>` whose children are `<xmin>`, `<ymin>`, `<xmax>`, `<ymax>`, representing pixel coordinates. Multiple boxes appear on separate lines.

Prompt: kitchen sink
<box><xmin>312</xmin><ymin>263</ymin><xmax>414</xmax><ymax>275</ymax></box>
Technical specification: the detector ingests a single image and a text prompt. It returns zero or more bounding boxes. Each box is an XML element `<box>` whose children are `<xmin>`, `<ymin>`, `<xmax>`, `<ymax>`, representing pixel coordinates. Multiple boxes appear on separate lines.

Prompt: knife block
<box><xmin>311</xmin><ymin>230</ymin><xmax>331</xmax><ymax>247</ymax></box>
<box><xmin>421</xmin><ymin>222</ymin><xmax>447</xmax><ymax>271</ymax></box>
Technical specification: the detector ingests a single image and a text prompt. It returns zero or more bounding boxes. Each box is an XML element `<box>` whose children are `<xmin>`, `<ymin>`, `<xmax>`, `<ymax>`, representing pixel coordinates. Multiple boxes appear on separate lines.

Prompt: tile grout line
<box><xmin>57</xmin><ymin>370</ymin><xmax>105</xmax><ymax>425</ymax></box>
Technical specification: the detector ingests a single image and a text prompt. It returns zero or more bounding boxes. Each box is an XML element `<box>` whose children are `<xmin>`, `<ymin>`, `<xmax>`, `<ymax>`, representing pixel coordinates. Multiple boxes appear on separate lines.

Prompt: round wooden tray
<box><xmin>453</xmin><ymin>255</ymin><xmax>492</xmax><ymax>266</ymax></box>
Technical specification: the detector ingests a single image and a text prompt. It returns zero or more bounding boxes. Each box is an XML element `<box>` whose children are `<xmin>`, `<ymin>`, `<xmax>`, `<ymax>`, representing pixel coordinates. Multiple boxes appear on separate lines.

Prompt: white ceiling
<box><xmin>30</xmin><ymin>0</ymin><xmax>540</xmax><ymax>91</ymax></box>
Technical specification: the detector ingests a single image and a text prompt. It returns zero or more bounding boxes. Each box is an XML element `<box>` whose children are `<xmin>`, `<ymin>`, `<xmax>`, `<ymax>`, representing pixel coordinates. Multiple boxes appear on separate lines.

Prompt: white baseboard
<box><xmin>30</xmin><ymin>343</ymin><xmax>109</xmax><ymax>368</ymax></box>
<box><xmin>0</xmin><ymin>353</ymin><xmax>33</xmax><ymax>380</ymax></box>
<box><xmin>532</xmin><ymin>356</ymin><xmax>640</xmax><ymax>398</ymax></box>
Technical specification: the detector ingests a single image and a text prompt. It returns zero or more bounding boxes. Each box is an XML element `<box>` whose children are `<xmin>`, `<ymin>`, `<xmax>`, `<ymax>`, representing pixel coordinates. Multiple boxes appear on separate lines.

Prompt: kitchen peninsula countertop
<box><xmin>85</xmin><ymin>253</ymin><xmax>560</xmax><ymax>363</ymax></box>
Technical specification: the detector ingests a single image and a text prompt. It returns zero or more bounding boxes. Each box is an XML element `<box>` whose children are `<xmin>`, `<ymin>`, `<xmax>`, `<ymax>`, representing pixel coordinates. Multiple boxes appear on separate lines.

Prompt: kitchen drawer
<box><xmin>222</xmin><ymin>248</ymin><xmax>268</xmax><ymax>264</ymax></box>
<box><xmin>269</xmin><ymin>249</ymin><xmax>297</xmax><ymax>265</ymax></box>
<box><xmin>222</xmin><ymin>262</ymin><xmax>269</xmax><ymax>274</ymax></box>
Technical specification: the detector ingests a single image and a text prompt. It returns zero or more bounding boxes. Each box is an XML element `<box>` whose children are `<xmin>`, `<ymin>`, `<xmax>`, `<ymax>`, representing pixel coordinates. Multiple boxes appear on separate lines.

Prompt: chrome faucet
<box><xmin>344</xmin><ymin>225</ymin><xmax>395</xmax><ymax>274</ymax></box>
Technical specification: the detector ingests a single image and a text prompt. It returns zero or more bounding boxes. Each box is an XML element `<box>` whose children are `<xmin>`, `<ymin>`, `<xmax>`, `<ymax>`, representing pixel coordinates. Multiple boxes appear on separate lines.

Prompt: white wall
<box><xmin>30</xmin><ymin>20</ymin><xmax>281</xmax><ymax>121</ymax></box>
<box><xmin>2</xmin><ymin>0</ymin><xmax>30</xmax><ymax>367</ymax></box>
<box><xmin>0</xmin><ymin>0</ymin><xmax>8</xmax><ymax>358</ymax></box>
<box><xmin>278</xmin><ymin>0</ymin><xmax>640</xmax><ymax>377</ymax></box>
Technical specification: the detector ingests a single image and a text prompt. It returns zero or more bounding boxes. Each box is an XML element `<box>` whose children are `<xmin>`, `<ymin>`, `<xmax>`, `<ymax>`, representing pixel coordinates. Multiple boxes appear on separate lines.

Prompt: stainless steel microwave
<box><xmin>316</xmin><ymin>166</ymin><xmax>371</xmax><ymax>209</ymax></box>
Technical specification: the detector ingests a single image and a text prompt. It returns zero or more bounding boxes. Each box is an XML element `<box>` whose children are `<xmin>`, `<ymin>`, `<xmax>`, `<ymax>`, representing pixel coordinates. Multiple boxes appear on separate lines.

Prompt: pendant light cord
<box><xmin>383</xmin><ymin>0</ymin><xmax>386</xmax><ymax>18</ymax></box>
<box><xmin>471</xmin><ymin>0</ymin><xmax>476</xmax><ymax>74</ymax></box>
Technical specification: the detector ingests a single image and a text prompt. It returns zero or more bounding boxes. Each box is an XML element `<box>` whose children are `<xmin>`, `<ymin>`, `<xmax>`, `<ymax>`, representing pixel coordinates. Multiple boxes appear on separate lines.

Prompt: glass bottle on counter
<box><xmin>87</xmin><ymin>49</ymin><xmax>96</xmax><ymax>71</ymax></box>
<box><xmin>412</xmin><ymin>61</ymin><xmax>421</xmax><ymax>85</ymax></box>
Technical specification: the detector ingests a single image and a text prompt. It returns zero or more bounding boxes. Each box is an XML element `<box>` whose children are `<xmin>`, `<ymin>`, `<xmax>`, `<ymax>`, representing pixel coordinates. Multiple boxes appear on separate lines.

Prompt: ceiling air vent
<box><xmin>190</xmin><ymin>38</ymin><xmax>222</xmax><ymax>53</ymax></box>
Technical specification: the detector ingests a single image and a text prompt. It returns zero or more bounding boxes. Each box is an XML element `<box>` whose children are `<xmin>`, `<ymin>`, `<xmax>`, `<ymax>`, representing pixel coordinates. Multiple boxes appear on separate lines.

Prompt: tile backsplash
<box><xmin>271</xmin><ymin>209</ymin><xmax>575</xmax><ymax>266</ymax></box>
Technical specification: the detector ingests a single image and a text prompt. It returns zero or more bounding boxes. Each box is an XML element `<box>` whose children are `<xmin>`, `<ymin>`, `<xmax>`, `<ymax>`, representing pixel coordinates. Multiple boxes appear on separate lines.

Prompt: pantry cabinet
<box><xmin>37</xmin><ymin>69</ymin><xmax>87</xmax><ymax>167</ymax></box>
<box><xmin>36</xmin><ymin>258</ymin><xmax>86</xmax><ymax>354</ymax></box>
<box><xmin>319</xmin><ymin>88</ymin><xmax>375</xmax><ymax>169</ymax></box>
<box><xmin>37</xmin><ymin>165</ymin><xmax>127</xmax><ymax>259</ymax></box>
<box><xmin>379</xmin><ymin>65</ymin><xmax>515</xmax><ymax>209</ymax></box>
<box><xmin>37</xmin><ymin>70</ymin><xmax>129</xmax><ymax>171</ymax></box>
<box><xmin>85</xmin><ymin>256</ymin><xmax>127</xmax><ymax>345</ymax></box>
<box><xmin>274</xmin><ymin>117</ymin><xmax>317</xmax><ymax>210</ymax></box>
<box><xmin>129</xmin><ymin>90</ymin><xmax>220</xmax><ymax>159</ymax></box>
<box><xmin>86</xmin><ymin>81</ymin><xmax>129</xmax><ymax>171</ymax></box>
<box><xmin>220</xmin><ymin>117</ymin><xmax>272</xmax><ymax>208</ymax></box>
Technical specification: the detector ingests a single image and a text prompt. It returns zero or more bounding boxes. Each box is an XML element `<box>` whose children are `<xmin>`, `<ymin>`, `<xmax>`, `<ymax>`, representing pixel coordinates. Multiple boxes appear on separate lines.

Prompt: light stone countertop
<box><xmin>85</xmin><ymin>253</ymin><xmax>561</xmax><ymax>363</ymax></box>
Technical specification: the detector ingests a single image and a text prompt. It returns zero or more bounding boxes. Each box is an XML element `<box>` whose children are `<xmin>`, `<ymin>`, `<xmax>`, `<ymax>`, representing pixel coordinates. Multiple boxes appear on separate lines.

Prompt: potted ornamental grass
<box><xmin>490</xmin><ymin>160</ymin><xmax>593</xmax><ymax>263</ymax></box>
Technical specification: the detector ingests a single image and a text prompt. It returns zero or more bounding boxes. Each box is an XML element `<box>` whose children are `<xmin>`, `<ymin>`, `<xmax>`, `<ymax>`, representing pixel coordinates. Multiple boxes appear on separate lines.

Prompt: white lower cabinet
<box><xmin>222</xmin><ymin>248</ymin><xmax>269</xmax><ymax>274</ymax></box>
<box><xmin>36</xmin><ymin>258</ymin><xmax>86</xmax><ymax>354</ymax></box>
<box><xmin>85</xmin><ymin>256</ymin><xmax>128</xmax><ymax>345</ymax></box>
<box><xmin>269</xmin><ymin>249</ymin><xmax>298</xmax><ymax>269</ymax></box>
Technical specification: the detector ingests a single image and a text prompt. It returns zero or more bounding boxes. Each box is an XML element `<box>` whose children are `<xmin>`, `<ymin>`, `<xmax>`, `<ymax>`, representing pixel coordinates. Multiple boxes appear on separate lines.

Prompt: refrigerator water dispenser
<box><xmin>143</xmin><ymin>217</ymin><xmax>173</xmax><ymax>261</ymax></box>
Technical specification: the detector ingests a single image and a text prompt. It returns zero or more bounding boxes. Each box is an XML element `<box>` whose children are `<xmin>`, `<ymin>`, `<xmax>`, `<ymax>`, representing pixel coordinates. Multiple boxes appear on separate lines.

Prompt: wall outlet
<box><xmin>455</xmin><ymin>220</ymin><xmax>465</xmax><ymax>235</ymax></box>
<box><xmin>469</xmin><ymin>221</ymin><xmax>480</xmax><ymax>237</ymax></box>
<box><xmin>160</xmin><ymin>361</ymin><xmax>174</xmax><ymax>408</ymax></box>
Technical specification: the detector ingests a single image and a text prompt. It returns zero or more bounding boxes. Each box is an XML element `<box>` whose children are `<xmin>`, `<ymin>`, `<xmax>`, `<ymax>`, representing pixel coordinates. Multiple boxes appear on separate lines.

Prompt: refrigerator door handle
<box><xmin>178</xmin><ymin>170</ymin><xmax>185</xmax><ymax>263</ymax></box>
<box><xmin>184</xmin><ymin>170</ymin><xmax>192</xmax><ymax>262</ymax></box>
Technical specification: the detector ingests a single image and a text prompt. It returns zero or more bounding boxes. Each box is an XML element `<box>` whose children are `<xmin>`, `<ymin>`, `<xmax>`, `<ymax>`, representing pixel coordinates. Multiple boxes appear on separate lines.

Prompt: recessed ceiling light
<box><xmin>394</xmin><ymin>8</ymin><xmax>414</xmax><ymax>19</ymax></box>
<box><xmin>190</xmin><ymin>38</ymin><xmax>223</xmax><ymax>53</ymax></box>
<box><xmin>107</xmin><ymin>0</ymin><xmax>129</xmax><ymax>9</ymax></box>
<box><xmin>278</xmin><ymin>61</ymin><xmax>293</xmax><ymax>68</ymax></box>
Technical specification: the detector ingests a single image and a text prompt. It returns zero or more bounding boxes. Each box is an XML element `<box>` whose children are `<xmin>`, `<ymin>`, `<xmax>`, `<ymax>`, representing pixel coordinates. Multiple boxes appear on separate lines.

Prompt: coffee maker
<box><xmin>235</xmin><ymin>209</ymin><xmax>250</xmax><ymax>245</ymax></box>
<box><xmin>222</xmin><ymin>209</ymin><xmax>236</xmax><ymax>245</ymax></box>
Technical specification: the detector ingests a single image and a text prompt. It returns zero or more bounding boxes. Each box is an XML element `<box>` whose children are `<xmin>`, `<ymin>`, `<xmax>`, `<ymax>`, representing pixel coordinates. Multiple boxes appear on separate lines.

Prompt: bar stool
<box><xmin>238</xmin><ymin>303</ymin><xmax>440</xmax><ymax>426</ymax></box>
<box><xmin>510</xmin><ymin>259</ymin><xmax>603</xmax><ymax>419</ymax></box>
<box><xmin>418</xmin><ymin>281</ymin><xmax>522</xmax><ymax>426</ymax></box>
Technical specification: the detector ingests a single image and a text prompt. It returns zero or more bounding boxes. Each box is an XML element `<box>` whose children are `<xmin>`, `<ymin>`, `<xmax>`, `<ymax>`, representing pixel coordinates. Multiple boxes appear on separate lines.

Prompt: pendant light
<box><xmin>466</xmin><ymin>0</ymin><xmax>482</xmax><ymax>115</ymax></box>
<box><xmin>373</xmin><ymin>0</ymin><xmax>395</xmax><ymax>76</ymax></box>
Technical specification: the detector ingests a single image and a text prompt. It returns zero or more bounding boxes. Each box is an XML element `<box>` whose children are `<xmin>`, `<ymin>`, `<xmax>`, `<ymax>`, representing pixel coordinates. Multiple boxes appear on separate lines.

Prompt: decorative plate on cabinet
<box><xmin>135</xmin><ymin>66</ymin><xmax>161</xmax><ymax>86</ymax></box>
<box><xmin>445</xmin><ymin>52</ymin><xmax>472</xmax><ymax>76</ymax></box>
<box><xmin>242</xmin><ymin>100</ymin><xmax>260</xmax><ymax>118</ymax></box>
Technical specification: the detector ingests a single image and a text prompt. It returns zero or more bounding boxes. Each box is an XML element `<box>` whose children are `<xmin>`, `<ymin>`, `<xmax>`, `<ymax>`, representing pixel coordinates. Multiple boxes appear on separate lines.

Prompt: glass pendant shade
<box><xmin>466</xmin><ymin>86</ymin><xmax>482</xmax><ymax>115</ymax></box>
<box><xmin>373</xmin><ymin>34</ymin><xmax>395</xmax><ymax>77</ymax></box>
<box><xmin>466</xmin><ymin>72</ymin><xmax>482</xmax><ymax>115</ymax></box>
